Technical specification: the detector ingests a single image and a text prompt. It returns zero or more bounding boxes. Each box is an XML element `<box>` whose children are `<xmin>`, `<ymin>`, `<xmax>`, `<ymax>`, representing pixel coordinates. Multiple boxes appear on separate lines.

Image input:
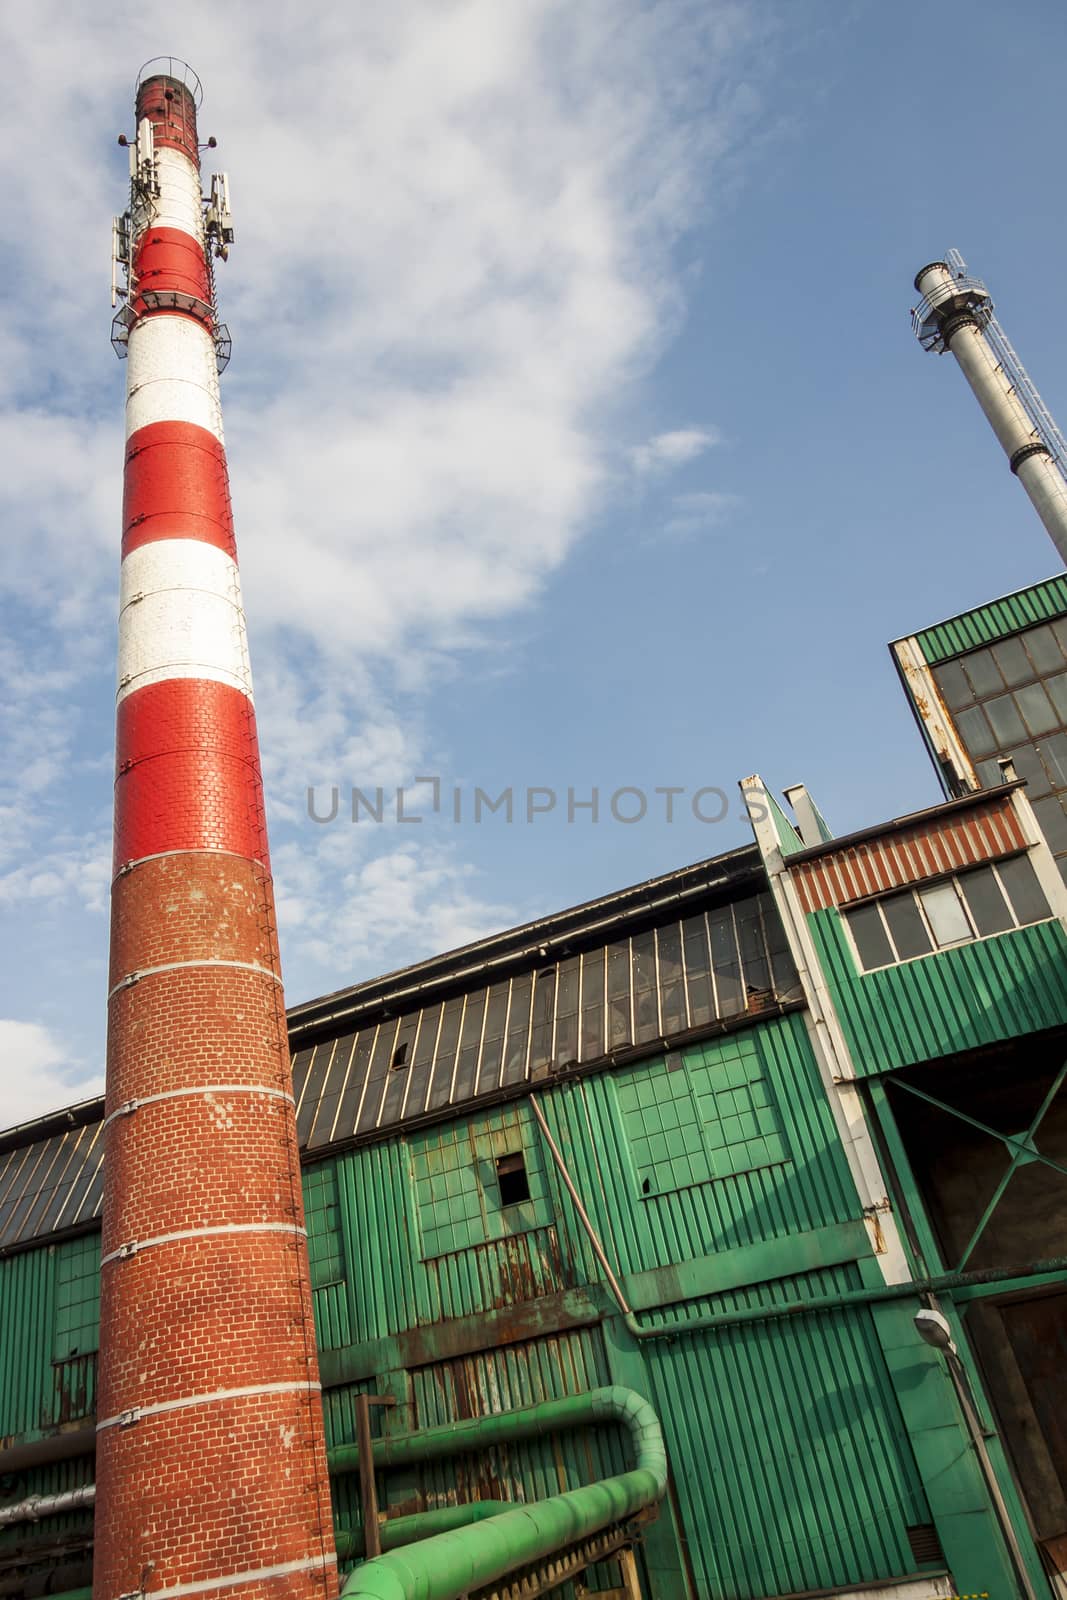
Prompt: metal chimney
<box><xmin>97</xmin><ymin>59</ymin><xmax>337</xmax><ymax>1600</ymax></box>
<box><xmin>912</xmin><ymin>250</ymin><xmax>1067</xmax><ymax>565</ymax></box>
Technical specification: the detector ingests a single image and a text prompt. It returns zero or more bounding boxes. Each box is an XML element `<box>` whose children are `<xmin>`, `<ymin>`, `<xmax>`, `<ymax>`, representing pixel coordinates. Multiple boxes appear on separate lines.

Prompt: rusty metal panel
<box><xmin>792</xmin><ymin>794</ymin><xmax>1025</xmax><ymax>913</ymax></box>
<box><xmin>906</xmin><ymin>574</ymin><xmax>1067</xmax><ymax>665</ymax></box>
<box><xmin>639</xmin><ymin>1270</ymin><xmax>932</xmax><ymax>1597</ymax></box>
<box><xmin>810</xmin><ymin>910</ymin><xmax>1067</xmax><ymax>1074</ymax></box>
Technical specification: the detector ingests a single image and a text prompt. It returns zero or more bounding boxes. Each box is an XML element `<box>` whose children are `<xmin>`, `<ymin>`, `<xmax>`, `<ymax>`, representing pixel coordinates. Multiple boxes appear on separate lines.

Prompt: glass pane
<box><xmin>631</xmin><ymin>932</ymin><xmax>659</xmax><ymax>1042</ymax></box>
<box><xmin>1033</xmin><ymin>794</ymin><xmax>1067</xmax><ymax>855</ymax></box>
<box><xmin>933</xmin><ymin>661</ymin><xmax>972</xmax><ymax>709</ymax></box>
<box><xmin>682</xmin><ymin>915</ymin><xmax>713</xmax><ymax>1027</ymax></box>
<box><xmin>555</xmin><ymin>957</ymin><xmax>580</xmax><ymax>1065</ymax></box>
<box><xmin>453</xmin><ymin>990</ymin><xmax>487</xmax><ymax>1101</ymax></box>
<box><xmin>997</xmin><ymin>854</ymin><xmax>1051</xmax><ymax>926</ymax></box>
<box><xmin>657</xmin><ymin>926</ymin><xmax>687</xmax><ymax>1033</ymax></box>
<box><xmin>708</xmin><ymin>906</ymin><xmax>744</xmax><ymax>1015</ymax></box>
<box><xmin>1045</xmin><ymin>671</ymin><xmax>1067</xmax><ymax>723</ymax></box>
<box><xmin>605</xmin><ymin>942</ymin><xmax>632</xmax><ymax>1046</ymax></box>
<box><xmin>528</xmin><ymin>969</ymin><xmax>556</xmax><ymax>1070</ymax></box>
<box><xmin>974</xmin><ymin>758</ymin><xmax>1003</xmax><ymax>789</ymax></box>
<box><xmin>503</xmin><ymin>976</ymin><xmax>533</xmax><ymax>1084</ymax></box>
<box><xmin>956</xmin><ymin>705</ymin><xmax>996</xmax><ymax>758</ymax></box>
<box><xmin>736</xmin><ymin>898</ymin><xmax>771</xmax><ymax>996</ymax></box>
<box><xmin>1024</xmin><ymin>624</ymin><xmax>1063</xmax><ymax>676</ymax></box>
<box><xmin>1003</xmin><ymin>742</ymin><xmax>1052</xmax><ymax>798</ymax></box>
<box><xmin>984</xmin><ymin>694</ymin><xmax>1027</xmax><ymax>747</ymax></box>
<box><xmin>992</xmin><ymin>638</ymin><xmax>1032</xmax><ymax>688</ymax></box>
<box><xmin>959</xmin><ymin>866</ymin><xmax>1013</xmax><ymax>936</ymax></box>
<box><xmin>882</xmin><ymin>893</ymin><xmax>933</xmax><ymax>960</ymax></box>
<box><xmin>846</xmin><ymin>904</ymin><xmax>893</xmax><ymax>971</ymax></box>
<box><xmin>1054</xmin><ymin>619</ymin><xmax>1067</xmax><ymax>659</ymax></box>
<box><xmin>1039</xmin><ymin>731</ymin><xmax>1067</xmax><ymax>791</ymax></box>
<box><xmin>918</xmin><ymin>882</ymin><xmax>972</xmax><ymax>947</ymax></box>
<box><xmin>1015</xmin><ymin>683</ymin><xmax>1058</xmax><ymax>737</ymax></box>
<box><xmin>657</xmin><ymin>925</ymin><xmax>683</xmax><ymax>983</ymax></box>
<box><xmin>580</xmin><ymin>949</ymin><xmax>605</xmax><ymax>1060</ymax></box>
<box><xmin>964</xmin><ymin>649</ymin><xmax>1003</xmax><ymax>698</ymax></box>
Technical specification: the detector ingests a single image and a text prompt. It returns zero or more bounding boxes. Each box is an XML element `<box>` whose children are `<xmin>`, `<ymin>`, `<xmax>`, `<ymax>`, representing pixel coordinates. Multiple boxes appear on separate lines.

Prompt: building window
<box><xmin>409</xmin><ymin>1107</ymin><xmax>552</xmax><ymax>1260</ymax></box>
<box><xmin>304</xmin><ymin>1162</ymin><xmax>346</xmax><ymax>1290</ymax></box>
<box><xmin>54</xmin><ymin>1233</ymin><xmax>100</xmax><ymax>1360</ymax></box>
<box><xmin>844</xmin><ymin>857</ymin><xmax>1051</xmax><ymax>973</ymax></box>
<box><xmin>931</xmin><ymin>621</ymin><xmax>1067</xmax><ymax>881</ymax></box>
<box><xmin>495</xmin><ymin>1152</ymin><xmax>531</xmax><ymax>1206</ymax></box>
<box><xmin>616</xmin><ymin>1034</ymin><xmax>787</xmax><ymax>1198</ymax></box>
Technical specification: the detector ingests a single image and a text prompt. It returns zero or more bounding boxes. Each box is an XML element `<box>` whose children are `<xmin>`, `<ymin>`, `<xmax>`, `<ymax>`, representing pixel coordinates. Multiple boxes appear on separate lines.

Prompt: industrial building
<box><xmin>3</xmin><ymin>580</ymin><xmax>1067</xmax><ymax>1598</ymax></box>
<box><xmin>2</xmin><ymin>59</ymin><xmax>1067</xmax><ymax>1600</ymax></box>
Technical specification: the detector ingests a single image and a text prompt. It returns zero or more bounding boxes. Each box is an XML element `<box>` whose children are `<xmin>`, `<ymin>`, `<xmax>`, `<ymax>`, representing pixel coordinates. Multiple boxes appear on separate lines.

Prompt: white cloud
<box><xmin>0</xmin><ymin>1020</ymin><xmax>104</xmax><ymax>1129</ymax></box>
<box><xmin>631</xmin><ymin>425</ymin><xmax>723</xmax><ymax>473</ymax></box>
<box><xmin>0</xmin><ymin>1</ymin><xmax>771</xmax><ymax>1052</ymax></box>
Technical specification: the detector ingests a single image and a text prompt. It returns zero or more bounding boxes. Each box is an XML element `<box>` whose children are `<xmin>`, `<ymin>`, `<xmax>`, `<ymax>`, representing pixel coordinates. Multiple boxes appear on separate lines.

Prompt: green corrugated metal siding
<box><xmin>809</xmin><ymin>911</ymin><xmax>1067</xmax><ymax>1074</ymax></box>
<box><xmin>765</xmin><ymin>792</ymin><xmax>805</xmax><ymax>856</ymax></box>
<box><xmin>912</xmin><ymin>573</ymin><xmax>1067</xmax><ymax>664</ymax></box>
<box><xmin>2</xmin><ymin>1016</ymin><xmax>939</xmax><ymax>1600</ymax></box>
<box><xmin>641</xmin><ymin>1265</ymin><xmax>931</xmax><ymax>1598</ymax></box>
<box><xmin>0</xmin><ymin>1244</ymin><xmax>56</xmax><ymax>1439</ymax></box>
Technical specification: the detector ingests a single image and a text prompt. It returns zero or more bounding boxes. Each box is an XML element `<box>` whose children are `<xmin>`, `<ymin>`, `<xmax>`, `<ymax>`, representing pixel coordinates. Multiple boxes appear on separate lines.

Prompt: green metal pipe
<box><xmin>339</xmin><ymin>1386</ymin><xmax>666</xmax><ymax>1600</ymax></box>
<box><xmin>529</xmin><ymin>1081</ymin><xmax>1067</xmax><ymax>1339</ymax></box>
<box><xmin>330</xmin><ymin>1385</ymin><xmax>659</xmax><ymax>1477</ymax></box>
<box><xmin>624</xmin><ymin>1256</ymin><xmax>1067</xmax><ymax>1337</ymax></box>
<box><xmin>335</xmin><ymin>1501</ymin><xmax>508</xmax><ymax>1560</ymax></box>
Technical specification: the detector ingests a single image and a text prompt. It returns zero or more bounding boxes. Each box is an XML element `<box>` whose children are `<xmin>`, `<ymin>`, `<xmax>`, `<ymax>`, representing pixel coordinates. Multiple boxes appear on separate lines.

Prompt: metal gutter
<box><xmin>338</xmin><ymin>1386</ymin><xmax>667</xmax><ymax>1600</ymax></box>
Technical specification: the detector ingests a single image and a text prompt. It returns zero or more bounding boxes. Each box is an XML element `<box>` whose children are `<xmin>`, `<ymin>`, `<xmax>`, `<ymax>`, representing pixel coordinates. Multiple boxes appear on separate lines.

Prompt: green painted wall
<box><xmin>0</xmin><ymin>1016</ymin><xmax>970</xmax><ymax>1598</ymax></box>
<box><xmin>911</xmin><ymin>574</ymin><xmax>1067</xmax><ymax>664</ymax></box>
<box><xmin>809</xmin><ymin>910</ymin><xmax>1067</xmax><ymax>1074</ymax></box>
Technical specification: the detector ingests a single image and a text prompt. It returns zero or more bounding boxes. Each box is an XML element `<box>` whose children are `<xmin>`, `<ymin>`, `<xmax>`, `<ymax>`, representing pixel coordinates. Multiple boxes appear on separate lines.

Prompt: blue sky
<box><xmin>3</xmin><ymin>0</ymin><xmax>1066</xmax><ymax>1122</ymax></box>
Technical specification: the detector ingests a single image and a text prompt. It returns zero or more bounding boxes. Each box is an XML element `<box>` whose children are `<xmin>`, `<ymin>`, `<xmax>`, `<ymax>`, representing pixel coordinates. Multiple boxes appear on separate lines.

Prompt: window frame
<box><xmin>842</xmin><ymin>852</ymin><xmax>1052</xmax><ymax>974</ymax></box>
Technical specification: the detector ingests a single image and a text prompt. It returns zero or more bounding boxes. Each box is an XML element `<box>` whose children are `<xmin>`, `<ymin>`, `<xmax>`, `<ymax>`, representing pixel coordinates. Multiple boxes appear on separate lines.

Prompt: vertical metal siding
<box><xmin>0</xmin><ymin>1243</ymin><xmax>55</xmax><ymax>1438</ymax></box>
<box><xmin>810</xmin><ymin>910</ymin><xmax>1067</xmax><ymax>1074</ymax></box>
<box><xmin>641</xmin><ymin>1269</ymin><xmax>930</xmax><ymax>1598</ymax></box>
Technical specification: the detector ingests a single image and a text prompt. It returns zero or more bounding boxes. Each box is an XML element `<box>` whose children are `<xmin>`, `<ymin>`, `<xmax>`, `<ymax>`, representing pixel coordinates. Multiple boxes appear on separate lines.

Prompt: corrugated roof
<box><xmin>1</xmin><ymin>845</ymin><xmax>794</xmax><ymax>1254</ymax></box>
<box><xmin>890</xmin><ymin>573</ymin><xmax>1067</xmax><ymax>665</ymax></box>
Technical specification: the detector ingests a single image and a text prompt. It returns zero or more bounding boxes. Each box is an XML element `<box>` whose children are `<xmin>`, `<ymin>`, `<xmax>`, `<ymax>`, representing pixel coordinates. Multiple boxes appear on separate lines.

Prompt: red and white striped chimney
<box><xmin>96</xmin><ymin>60</ymin><xmax>337</xmax><ymax>1600</ymax></box>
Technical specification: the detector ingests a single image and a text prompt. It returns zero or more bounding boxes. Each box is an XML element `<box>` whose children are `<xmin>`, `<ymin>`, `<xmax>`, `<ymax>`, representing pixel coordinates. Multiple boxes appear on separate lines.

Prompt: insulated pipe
<box><xmin>98</xmin><ymin>60</ymin><xmax>335</xmax><ymax>1600</ymax></box>
<box><xmin>0</xmin><ymin>1484</ymin><xmax>95</xmax><ymax>1528</ymax></box>
<box><xmin>913</xmin><ymin>261</ymin><xmax>1067</xmax><ymax>565</ymax></box>
<box><xmin>339</xmin><ymin>1388</ymin><xmax>666</xmax><ymax>1600</ymax></box>
<box><xmin>330</xmin><ymin>1386</ymin><xmax>661</xmax><ymax>1477</ymax></box>
<box><xmin>334</xmin><ymin>1503</ymin><xmax>507</xmax><ymax>1561</ymax></box>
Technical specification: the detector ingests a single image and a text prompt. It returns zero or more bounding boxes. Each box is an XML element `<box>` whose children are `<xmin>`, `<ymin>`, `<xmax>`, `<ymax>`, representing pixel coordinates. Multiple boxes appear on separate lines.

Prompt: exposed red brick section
<box><xmin>114</xmin><ymin>680</ymin><xmax>269</xmax><ymax>871</ymax></box>
<box><xmin>108</xmin><ymin>854</ymin><xmax>278</xmax><ymax>982</ymax></box>
<box><xmin>97</xmin><ymin>68</ymin><xmax>336</xmax><ymax>1600</ymax></box>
